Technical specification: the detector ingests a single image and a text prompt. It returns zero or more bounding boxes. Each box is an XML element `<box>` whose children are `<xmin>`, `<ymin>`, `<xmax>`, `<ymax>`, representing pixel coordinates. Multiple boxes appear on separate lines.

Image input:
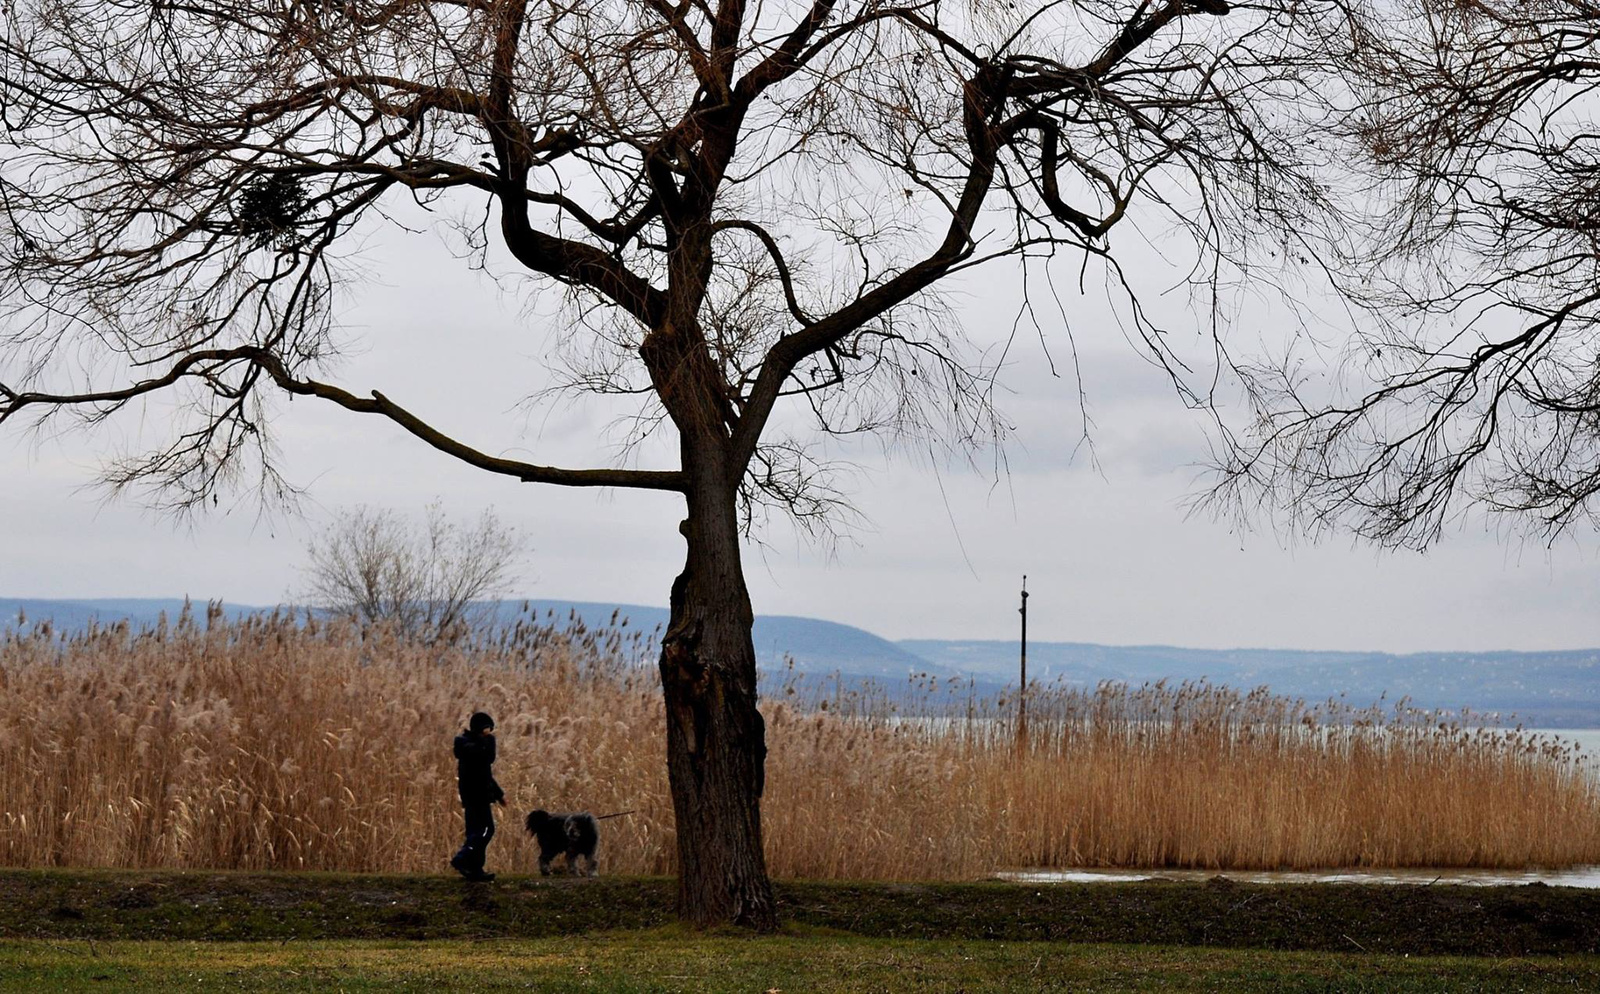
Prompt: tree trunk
<box><xmin>658</xmin><ymin>472</ymin><xmax>777</xmax><ymax>930</ymax></box>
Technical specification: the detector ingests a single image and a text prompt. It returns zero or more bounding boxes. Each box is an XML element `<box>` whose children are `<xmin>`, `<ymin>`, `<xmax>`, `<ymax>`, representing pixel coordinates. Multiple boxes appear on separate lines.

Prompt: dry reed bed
<box><xmin>2</xmin><ymin>606</ymin><xmax>1596</xmax><ymax>880</ymax></box>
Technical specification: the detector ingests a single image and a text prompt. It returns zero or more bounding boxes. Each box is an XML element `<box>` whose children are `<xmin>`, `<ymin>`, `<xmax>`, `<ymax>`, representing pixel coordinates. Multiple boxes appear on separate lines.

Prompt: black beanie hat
<box><xmin>469</xmin><ymin>711</ymin><xmax>494</xmax><ymax>732</ymax></box>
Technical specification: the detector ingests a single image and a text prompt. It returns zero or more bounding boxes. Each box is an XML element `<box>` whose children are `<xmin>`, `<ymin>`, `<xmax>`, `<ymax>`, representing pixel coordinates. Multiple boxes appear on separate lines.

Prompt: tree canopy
<box><xmin>1213</xmin><ymin>0</ymin><xmax>1600</xmax><ymax>547</ymax></box>
<box><xmin>1</xmin><ymin>0</ymin><xmax>1341</xmax><ymax>513</ymax></box>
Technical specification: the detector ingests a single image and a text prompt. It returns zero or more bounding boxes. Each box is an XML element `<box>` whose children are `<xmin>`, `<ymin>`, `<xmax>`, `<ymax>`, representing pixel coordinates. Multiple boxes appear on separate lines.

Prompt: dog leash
<box><xmin>594</xmin><ymin>810</ymin><xmax>635</xmax><ymax>821</ymax></box>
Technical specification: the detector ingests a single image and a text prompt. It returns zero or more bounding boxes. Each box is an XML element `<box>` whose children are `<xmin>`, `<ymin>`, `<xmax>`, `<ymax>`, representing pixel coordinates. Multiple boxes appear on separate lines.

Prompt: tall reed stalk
<box><xmin>3</xmin><ymin>605</ymin><xmax>1595</xmax><ymax>879</ymax></box>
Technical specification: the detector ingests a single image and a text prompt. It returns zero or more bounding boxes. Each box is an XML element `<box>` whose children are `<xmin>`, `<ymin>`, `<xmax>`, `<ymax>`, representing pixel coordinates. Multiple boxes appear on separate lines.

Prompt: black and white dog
<box><xmin>524</xmin><ymin>809</ymin><xmax>600</xmax><ymax>877</ymax></box>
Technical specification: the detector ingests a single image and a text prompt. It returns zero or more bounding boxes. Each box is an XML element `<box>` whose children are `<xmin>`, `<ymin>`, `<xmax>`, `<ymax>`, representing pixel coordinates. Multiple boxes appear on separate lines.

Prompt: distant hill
<box><xmin>0</xmin><ymin>598</ymin><xmax>947</xmax><ymax>682</ymax></box>
<box><xmin>900</xmin><ymin>639</ymin><xmax>1600</xmax><ymax>727</ymax></box>
<box><xmin>7</xmin><ymin>598</ymin><xmax>1598</xmax><ymax>725</ymax></box>
<box><xmin>515</xmin><ymin>600</ymin><xmax>948</xmax><ymax>680</ymax></box>
<box><xmin>0</xmin><ymin>598</ymin><xmax>260</xmax><ymax>633</ymax></box>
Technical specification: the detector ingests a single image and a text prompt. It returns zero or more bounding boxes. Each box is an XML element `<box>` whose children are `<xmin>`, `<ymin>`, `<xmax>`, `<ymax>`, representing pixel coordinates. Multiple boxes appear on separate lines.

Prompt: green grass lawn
<box><xmin>2</xmin><ymin>870</ymin><xmax>1598</xmax><ymax>991</ymax></box>
<box><xmin>3</xmin><ymin>933</ymin><xmax>1598</xmax><ymax>992</ymax></box>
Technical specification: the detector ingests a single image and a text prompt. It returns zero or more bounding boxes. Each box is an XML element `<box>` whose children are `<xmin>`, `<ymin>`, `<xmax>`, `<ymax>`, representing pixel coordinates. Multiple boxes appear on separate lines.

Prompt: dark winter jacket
<box><xmin>454</xmin><ymin>731</ymin><xmax>505</xmax><ymax>806</ymax></box>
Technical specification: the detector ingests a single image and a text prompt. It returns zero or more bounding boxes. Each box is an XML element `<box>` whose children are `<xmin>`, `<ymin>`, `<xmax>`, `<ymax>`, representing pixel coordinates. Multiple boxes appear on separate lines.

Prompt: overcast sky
<box><xmin>4</xmin><ymin>217</ymin><xmax>1598</xmax><ymax>655</ymax></box>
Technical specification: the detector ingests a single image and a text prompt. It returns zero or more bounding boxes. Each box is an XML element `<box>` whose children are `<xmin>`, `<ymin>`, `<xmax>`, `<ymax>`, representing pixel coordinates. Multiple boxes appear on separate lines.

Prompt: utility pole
<box><xmin>1017</xmin><ymin>574</ymin><xmax>1029</xmax><ymax>755</ymax></box>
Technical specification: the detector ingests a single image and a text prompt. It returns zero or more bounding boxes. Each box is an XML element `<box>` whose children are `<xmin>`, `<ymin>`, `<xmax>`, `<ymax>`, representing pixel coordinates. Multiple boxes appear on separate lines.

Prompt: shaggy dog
<box><xmin>524</xmin><ymin>809</ymin><xmax>600</xmax><ymax>877</ymax></box>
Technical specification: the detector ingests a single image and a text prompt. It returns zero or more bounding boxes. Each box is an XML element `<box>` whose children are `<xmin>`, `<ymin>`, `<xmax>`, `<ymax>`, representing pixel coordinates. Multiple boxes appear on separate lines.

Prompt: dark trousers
<box><xmin>453</xmin><ymin>802</ymin><xmax>495</xmax><ymax>874</ymax></box>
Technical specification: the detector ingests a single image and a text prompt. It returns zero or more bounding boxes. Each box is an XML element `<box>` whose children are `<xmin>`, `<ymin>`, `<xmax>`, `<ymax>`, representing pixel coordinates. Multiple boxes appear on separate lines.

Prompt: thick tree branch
<box><xmin>0</xmin><ymin>350</ymin><xmax>686</xmax><ymax>492</ymax></box>
<box><xmin>727</xmin><ymin>63</ymin><xmax>1007</xmax><ymax>472</ymax></box>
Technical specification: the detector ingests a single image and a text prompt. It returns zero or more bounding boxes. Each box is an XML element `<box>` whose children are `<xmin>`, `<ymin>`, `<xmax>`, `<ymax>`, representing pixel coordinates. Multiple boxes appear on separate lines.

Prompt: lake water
<box><xmin>1531</xmin><ymin>728</ymin><xmax>1600</xmax><ymax>770</ymax></box>
<box><xmin>1005</xmin><ymin>726</ymin><xmax>1600</xmax><ymax>889</ymax></box>
<box><xmin>1003</xmin><ymin>866</ymin><xmax>1600</xmax><ymax>888</ymax></box>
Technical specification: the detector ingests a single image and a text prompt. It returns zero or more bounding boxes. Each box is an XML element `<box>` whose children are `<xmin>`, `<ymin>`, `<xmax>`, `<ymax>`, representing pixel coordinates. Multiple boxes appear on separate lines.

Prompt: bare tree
<box><xmin>0</xmin><ymin>0</ymin><xmax>1347</xmax><ymax>926</ymax></box>
<box><xmin>1210</xmin><ymin>0</ymin><xmax>1600</xmax><ymax>548</ymax></box>
<box><xmin>302</xmin><ymin>503</ymin><xmax>524</xmax><ymax>640</ymax></box>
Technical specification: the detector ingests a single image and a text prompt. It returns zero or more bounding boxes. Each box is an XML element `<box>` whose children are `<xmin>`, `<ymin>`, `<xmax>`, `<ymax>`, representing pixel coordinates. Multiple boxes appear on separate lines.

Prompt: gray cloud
<box><xmin>3</xmin><ymin>219</ymin><xmax>1598</xmax><ymax>655</ymax></box>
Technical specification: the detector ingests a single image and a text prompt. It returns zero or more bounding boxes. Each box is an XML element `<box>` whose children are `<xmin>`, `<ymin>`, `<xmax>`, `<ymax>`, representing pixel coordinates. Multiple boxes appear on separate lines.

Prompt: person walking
<box><xmin>450</xmin><ymin>711</ymin><xmax>505</xmax><ymax>882</ymax></box>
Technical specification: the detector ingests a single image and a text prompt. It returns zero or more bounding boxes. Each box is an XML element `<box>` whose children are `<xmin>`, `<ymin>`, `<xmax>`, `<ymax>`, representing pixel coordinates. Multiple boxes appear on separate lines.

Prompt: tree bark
<box><xmin>657</xmin><ymin>464</ymin><xmax>776</xmax><ymax>931</ymax></box>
